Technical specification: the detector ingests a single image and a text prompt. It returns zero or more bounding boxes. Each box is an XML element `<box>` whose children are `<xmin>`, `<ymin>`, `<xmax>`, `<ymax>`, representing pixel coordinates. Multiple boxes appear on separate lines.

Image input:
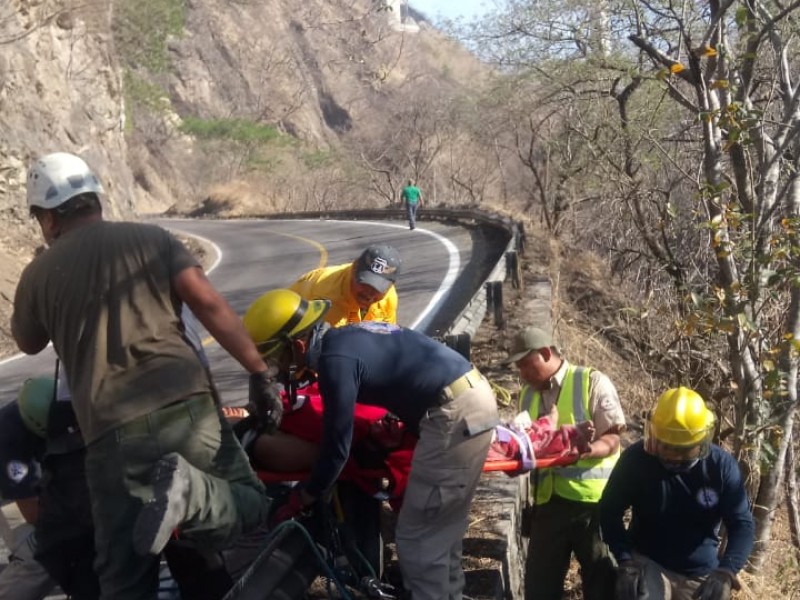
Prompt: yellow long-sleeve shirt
<box><xmin>289</xmin><ymin>263</ymin><xmax>398</xmax><ymax>327</ymax></box>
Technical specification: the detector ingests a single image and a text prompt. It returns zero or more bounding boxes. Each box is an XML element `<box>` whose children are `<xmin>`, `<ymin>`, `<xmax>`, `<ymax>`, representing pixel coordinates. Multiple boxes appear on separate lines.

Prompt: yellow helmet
<box><xmin>243</xmin><ymin>289</ymin><xmax>331</xmax><ymax>358</ymax></box>
<box><xmin>645</xmin><ymin>387</ymin><xmax>715</xmax><ymax>459</ymax></box>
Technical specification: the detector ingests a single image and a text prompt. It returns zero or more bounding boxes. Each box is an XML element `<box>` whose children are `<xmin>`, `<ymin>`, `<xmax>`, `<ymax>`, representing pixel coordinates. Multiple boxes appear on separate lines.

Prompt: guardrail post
<box><xmin>505</xmin><ymin>251</ymin><xmax>521</xmax><ymax>289</ymax></box>
<box><xmin>444</xmin><ymin>333</ymin><xmax>471</xmax><ymax>361</ymax></box>
<box><xmin>515</xmin><ymin>221</ymin><xmax>526</xmax><ymax>256</ymax></box>
<box><xmin>491</xmin><ymin>281</ymin><xmax>505</xmax><ymax>329</ymax></box>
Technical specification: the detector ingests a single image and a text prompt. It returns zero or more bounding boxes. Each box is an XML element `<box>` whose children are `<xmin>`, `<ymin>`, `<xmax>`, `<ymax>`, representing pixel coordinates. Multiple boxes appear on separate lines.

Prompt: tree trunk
<box><xmin>786</xmin><ymin>439</ymin><xmax>800</xmax><ymax>551</ymax></box>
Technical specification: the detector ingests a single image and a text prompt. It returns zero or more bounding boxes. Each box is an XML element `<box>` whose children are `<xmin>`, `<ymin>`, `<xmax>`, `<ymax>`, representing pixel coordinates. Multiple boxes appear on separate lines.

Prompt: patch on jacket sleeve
<box><xmin>6</xmin><ymin>460</ymin><xmax>29</xmax><ymax>483</ymax></box>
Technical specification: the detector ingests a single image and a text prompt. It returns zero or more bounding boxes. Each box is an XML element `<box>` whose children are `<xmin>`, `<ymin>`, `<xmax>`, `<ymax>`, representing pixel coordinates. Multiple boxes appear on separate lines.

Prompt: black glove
<box><xmin>615</xmin><ymin>560</ymin><xmax>649</xmax><ymax>600</ymax></box>
<box><xmin>248</xmin><ymin>371</ymin><xmax>284</xmax><ymax>434</ymax></box>
<box><xmin>692</xmin><ymin>570</ymin><xmax>734</xmax><ymax>600</ymax></box>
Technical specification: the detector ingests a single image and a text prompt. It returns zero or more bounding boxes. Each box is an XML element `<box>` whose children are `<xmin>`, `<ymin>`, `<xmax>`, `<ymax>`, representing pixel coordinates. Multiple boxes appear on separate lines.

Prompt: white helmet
<box><xmin>26</xmin><ymin>152</ymin><xmax>104</xmax><ymax>211</ymax></box>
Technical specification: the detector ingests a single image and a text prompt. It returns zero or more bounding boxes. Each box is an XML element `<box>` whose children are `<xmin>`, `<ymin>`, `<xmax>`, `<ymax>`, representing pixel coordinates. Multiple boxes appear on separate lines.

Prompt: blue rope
<box><xmin>267</xmin><ymin>519</ymin><xmax>355</xmax><ymax>600</ymax></box>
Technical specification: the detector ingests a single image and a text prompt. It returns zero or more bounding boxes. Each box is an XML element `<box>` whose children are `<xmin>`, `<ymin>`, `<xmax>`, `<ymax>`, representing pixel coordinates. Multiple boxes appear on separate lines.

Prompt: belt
<box><xmin>440</xmin><ymin>367</ymin><xmax>484</xmax><ymax>404</ymax></box>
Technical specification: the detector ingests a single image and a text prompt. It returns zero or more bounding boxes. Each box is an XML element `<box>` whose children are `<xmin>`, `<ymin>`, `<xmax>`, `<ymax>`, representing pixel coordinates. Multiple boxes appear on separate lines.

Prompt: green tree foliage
<box><xmin>179</xmin><ymin>117</ymin><xmax>280</xmax><ymax>144</ymax></box>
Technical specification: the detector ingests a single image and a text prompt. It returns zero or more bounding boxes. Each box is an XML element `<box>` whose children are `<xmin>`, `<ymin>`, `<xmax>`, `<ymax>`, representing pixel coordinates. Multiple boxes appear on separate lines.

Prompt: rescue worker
<box><xmin>1</xmin><ymin>374</ymin><xmax>239</xmax><ymax>600</ymax></box>
<box><xmin>502</xmin><ymin>326</ymin><xmax>625</xmax><ymax>600</ymax></box>
<box><xmin>289</xmin><ymin>244</ymin><xmax>401</xmax><ymax>327</ymax></box>
<box><xmin>242</xmin><ymin>288</ymin><xmax>500</xmax><ymax>600</ymax></box>
<box><xmin>252</xmin><ymin>245</ymin><xmax>401</xmax><ymax>471</ymax></box>
<box><xmin>11</xmin><ymin>152</ymin><xmax>280</xmax><ymax>599</ymax></box>
<box><xmin>0</xmin><ymin>376</ymin><xmax>99</xmax><ymax>599</ymax></box>
<box><xmin>599</xmin><ymin>387</ymin><xmax>755</xmax><ymax>600</ymax></box>
<box><xmin>0</xmin><ymin>383</ymin><xmax>60</xmax><ymax>600</ymax></box>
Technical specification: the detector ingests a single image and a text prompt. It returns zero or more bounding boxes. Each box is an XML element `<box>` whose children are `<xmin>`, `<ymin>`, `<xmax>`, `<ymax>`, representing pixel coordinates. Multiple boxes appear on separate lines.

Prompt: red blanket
<box><xmin>272</xmin><ymin>383</ymin><xmax>415</xmax><ymax>507</ymax></box>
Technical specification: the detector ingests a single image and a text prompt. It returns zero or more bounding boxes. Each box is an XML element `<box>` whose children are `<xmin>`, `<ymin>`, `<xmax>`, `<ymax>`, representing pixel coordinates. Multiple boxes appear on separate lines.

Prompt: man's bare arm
<box><xmin>583</xmin><ymin>431</ymin><xmax>621</xmax><ymax>459</ymax></box>
<box><xmin>173</xmin><ymin>266</ymin><xmax>268</xmax><ymax>374</ymax></box>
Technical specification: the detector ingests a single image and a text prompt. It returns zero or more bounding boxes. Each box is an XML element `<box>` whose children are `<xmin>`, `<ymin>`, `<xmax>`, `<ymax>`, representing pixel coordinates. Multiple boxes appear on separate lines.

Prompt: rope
<box><xmin>489</xmin><ymin>378</ymin><xmax>514</xmax><ymax>408</ymax></box>
<box><xmin>224</xmin><ymin>518</ymin><xmax>354</xmax><ymax>600</ymax></box>
<box><xmin>269</xmin><ymin>519</ymin><xmax>355</xmax><ymax>600</ymax></box>
<box><xmin>351</xmin><ymin>545</ymin><xmax>378</xmax><ymax>580</ymax></box>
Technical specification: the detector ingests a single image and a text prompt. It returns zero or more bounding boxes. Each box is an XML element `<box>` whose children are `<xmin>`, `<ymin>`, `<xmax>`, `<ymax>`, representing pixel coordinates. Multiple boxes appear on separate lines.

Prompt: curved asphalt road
<box><xmin>0</xmin><ymin>218</ymin><xmax>475</xmax><ymax>407</ymax></box>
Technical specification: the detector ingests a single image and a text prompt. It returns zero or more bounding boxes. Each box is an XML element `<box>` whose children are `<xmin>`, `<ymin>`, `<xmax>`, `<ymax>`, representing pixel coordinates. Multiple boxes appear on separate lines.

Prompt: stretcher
<box><xmin>256</xmin><ymin>455</ymin><xmax>572</xmax><ymax>486</ymax></box>
<box><xmin>249</xmin><ymin>382</ymin><xmax>578</xmax><ymax>494</ymax></box>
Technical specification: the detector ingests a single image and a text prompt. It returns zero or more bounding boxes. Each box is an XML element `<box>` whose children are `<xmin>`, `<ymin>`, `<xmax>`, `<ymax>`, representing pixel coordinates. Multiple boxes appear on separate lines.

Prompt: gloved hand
<box><xmin>511</xmin><ymin>410</ymin><xmax>532</xmax><ymax>430</ymax></box>
<box><xmin>615</xmin><ymin>559</ymin><xmax>649</xmax><ymax>600</ymax></box>
<box><xmin>270</xmin><ymin>488</ymin><xmax>313</xmax><ymax>527</ymax></box>
<box><xmin>692</xmin><ymin>569</ymin><xmax>734</xmax><ymax>600</ymax></box>
<box><xmin>248</xmin><ymin>371</ymin><xmax>284</xmax><ymax>434</ymax></box>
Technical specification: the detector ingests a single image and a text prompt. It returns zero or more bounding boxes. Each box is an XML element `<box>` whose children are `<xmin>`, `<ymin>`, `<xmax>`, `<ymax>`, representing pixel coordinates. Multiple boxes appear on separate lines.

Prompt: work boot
<box><xmin>133</xmin><ymin>452</ymin><xmax>192</xmax><ymax>556</ymax></box>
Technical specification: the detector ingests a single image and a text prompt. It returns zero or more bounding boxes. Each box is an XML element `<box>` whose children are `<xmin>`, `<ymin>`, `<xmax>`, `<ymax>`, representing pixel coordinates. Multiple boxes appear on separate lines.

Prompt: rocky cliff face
<box><xmin>0</xmin><ymin>1</ymin><xmax>135</xmax><ymax>348</ymax></box>
<box><xmin>0</xmin><ymin>2</ymin><xmax>137</xmax><ymax>211</ymax></box>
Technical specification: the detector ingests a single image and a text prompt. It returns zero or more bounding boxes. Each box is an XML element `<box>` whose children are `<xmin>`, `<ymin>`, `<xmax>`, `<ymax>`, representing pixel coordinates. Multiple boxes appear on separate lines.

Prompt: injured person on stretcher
<box><xmin>486</xmin><ymin>404</ymin><xmax>596</xmax><ymax>470</ymax></box>
<box><xmin>227</xmin><ymin>382</ymin><xmax>416</xmax><ymax>506</ymax></box>
<box><xmin>228</xmin><ymin>384</ymin><xmax>595</xmax><ymax>499</ymax></box>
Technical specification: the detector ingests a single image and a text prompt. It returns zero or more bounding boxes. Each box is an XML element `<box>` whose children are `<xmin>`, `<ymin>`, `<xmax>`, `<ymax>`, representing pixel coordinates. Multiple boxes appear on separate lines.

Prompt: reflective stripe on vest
<box><xmin>520</xmin><ymin>364</ymin><xmax>619</xmax><ymax>504</ymax></box>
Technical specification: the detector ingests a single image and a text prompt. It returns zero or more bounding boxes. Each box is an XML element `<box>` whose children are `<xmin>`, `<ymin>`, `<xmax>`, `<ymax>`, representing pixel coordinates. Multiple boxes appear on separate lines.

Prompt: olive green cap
<box><xmin>502</xmin><ymin>327</ymin><xmax>554</xmax><ymax>365</ymax></box>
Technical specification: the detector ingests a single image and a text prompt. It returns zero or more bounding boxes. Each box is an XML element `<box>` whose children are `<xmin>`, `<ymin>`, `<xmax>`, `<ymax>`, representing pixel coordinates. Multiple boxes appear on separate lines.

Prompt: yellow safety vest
<box><xmin>519</xmin><ymin>365</ymin><xmax>619</xmax><ymax>505</ymax></box>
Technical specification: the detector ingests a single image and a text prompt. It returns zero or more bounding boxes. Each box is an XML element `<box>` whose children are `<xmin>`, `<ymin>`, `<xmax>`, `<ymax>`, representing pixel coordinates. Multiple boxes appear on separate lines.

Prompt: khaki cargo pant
<box><xmin>86</xmin><ymin>393</ymin><xmax>270</xmax><ymax>600</ymax></box>
<box><xmin>396</xmin><ymin>378</ymin><xmax>498</xmax><ymax>600</ymax></box>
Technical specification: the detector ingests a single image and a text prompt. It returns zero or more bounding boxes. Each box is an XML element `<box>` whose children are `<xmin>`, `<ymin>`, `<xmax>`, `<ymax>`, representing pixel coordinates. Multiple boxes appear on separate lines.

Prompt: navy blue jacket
<box><xmin>305</xmin><ymin>322</ymin><xmax>475</xmax><ymax>497</ymax></box>
<box><xmin>599</xmin><ymin>441</ymin><xmax>754</xmax><ymax>575</ymax></box>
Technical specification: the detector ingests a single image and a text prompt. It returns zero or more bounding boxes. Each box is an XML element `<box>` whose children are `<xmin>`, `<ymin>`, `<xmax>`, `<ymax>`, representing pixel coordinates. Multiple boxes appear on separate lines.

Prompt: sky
<box><xmin>409</xmin><ymin>0</ymin><xmax>492</xmax><ymax>22</ymax></box>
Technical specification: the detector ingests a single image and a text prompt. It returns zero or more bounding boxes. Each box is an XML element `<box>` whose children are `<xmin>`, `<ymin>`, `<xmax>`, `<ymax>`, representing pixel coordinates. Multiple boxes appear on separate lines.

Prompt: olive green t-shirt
<box><xmin>12</xmin><ymin>221</ymin><xmax>211</xmax><ymax>443</ymax></box>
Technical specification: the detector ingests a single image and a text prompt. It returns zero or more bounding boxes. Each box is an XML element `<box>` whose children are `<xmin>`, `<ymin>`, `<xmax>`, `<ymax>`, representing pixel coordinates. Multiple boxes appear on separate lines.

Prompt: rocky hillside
<box><xmin>0</xmin><ymin>0</ymin><xmax>134</xmax><ymax>347</ymax></box>
<box><xmin>0</xmin><ymin>0</ymin><xmax>488</xmax><ymax>353</ymax></box>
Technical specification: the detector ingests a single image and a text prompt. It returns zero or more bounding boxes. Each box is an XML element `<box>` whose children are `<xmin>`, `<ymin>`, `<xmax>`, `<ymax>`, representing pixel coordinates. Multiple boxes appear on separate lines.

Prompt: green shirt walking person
<box><xmin>400</xmin><ymin>180</ymin><xmax>423</xmax><ymax>230</ymax></box>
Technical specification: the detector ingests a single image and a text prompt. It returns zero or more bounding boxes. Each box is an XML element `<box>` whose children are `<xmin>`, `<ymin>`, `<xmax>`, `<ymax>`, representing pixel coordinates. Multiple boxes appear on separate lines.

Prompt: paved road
<box><xmin>0</xmin><ymin>218</ymin><xmax>475</xmax><ymax>407</ymax></box>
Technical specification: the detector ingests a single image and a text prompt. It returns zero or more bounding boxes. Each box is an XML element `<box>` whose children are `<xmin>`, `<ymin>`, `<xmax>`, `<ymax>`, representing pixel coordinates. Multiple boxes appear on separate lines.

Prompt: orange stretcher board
<box><xmin>256</xmin><ymin>454</ymin><xmax>573</xmax><ymax>485</ymax></box>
